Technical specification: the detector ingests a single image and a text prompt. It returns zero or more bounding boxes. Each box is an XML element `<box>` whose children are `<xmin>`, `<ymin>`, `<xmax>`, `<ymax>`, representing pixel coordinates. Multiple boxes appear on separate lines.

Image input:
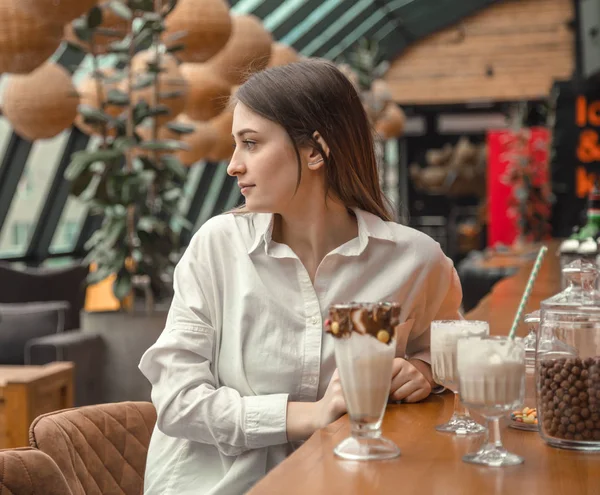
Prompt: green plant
<box><xmin>65</xmin><ymin>0</ymin><xmax>194</xmax><ymax>304</ymax></box>
<box><xmin>338</xmin><ymin>38</ymin><xmax>389</xmax><ymax>92</ymax></box>
<box><xmin>336</xmin><ymin>38</ymin><xmax>394</xmax><ymax>129</ymax></box>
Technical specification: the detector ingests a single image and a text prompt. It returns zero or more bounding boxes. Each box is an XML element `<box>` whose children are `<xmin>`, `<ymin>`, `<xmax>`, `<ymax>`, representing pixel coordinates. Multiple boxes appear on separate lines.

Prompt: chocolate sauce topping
<box><xmin>325</xmin><ymin>302</ymin><xmax>401</xmax><ymax>344</ymax></box>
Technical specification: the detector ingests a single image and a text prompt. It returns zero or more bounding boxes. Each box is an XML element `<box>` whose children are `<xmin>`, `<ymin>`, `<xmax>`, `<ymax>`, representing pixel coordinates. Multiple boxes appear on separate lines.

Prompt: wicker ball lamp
<box><xmin>267</xmin><ymin>42</ymin><xmax>299</xmax><ymax>68</ymax></box>
<box><xmin>207</xmin><ymin>110</ymin><xmax>234</xmax><ymax>162</ymax></box>
<box><xmin>164</xmin><ymin>0</ymin><xmax>232</xmax><ymax>63</ymax></box>
<box><xmin>208</xmin><ymin>14</ymin><xmax>272</xmax><ymax>86</ymax></box>
<box><xmin>2</xmin><ymin>63</ymin><xmax>80</xmax><ymax>140</ymax></box>
<box><xmin>375</xmin><ymin>103</ymin><xmax>406</xmax><ymax>140</ymax></box>
<box><xmin>0</xmin><ymin>0</ymin><xmax>64</xmax><ymax>74</ymax></box>
<box><xmin>19</xmin><ymin>0</ymin><xmax>99</xmax><ymax>24</ymax></box>
<box><xmin>180</xmin><ymin>63</ymin><xmax>231</xmax><ymax>121</ymax></box>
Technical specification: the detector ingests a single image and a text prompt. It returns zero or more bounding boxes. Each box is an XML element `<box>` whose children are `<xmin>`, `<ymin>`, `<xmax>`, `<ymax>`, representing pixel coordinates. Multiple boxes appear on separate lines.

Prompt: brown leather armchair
<box><xmin>0</xmin><ymin>447</ymin><xmax>73</xmax><ymax>494</ymax></box>
<box><xmin>29</xmin><ymin>402</ymin><xmax>156</xmax><ymax>495</ymax></box>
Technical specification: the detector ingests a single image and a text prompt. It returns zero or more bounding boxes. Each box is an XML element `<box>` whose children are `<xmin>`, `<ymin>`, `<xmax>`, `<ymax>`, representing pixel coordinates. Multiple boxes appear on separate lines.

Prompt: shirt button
<box><xmin>311</xmin><ymin>317</ymin><xmax>319</xmax><ymax>325</ymax></box>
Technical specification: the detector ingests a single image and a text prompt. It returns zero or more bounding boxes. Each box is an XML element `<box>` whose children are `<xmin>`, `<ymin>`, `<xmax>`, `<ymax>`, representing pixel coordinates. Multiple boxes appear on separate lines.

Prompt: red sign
<box><xmin>487</xmin><ymin>128</ymin><xmax>551</xmax><ymax>247</ymax></box>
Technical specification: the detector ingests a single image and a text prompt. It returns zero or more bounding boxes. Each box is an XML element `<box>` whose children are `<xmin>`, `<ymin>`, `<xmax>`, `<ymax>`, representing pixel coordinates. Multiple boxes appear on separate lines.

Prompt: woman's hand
<box><xmin>314</xmin><ymin>369</ymin><xmax>347</xmax><ymax>428</ymax></box>
<box><xmin>286</xmin><ymin>369</ymin><xmax>347</xmax><ymax>442</ymax></box>
<box><xmin>389</xmin><ymin>358</ymin><xmax>433</xmax><ymax>403</ymax></box>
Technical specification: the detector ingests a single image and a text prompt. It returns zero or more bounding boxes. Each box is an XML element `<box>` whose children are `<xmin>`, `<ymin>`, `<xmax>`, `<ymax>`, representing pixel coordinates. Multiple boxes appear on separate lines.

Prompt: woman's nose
<box><xmin>227</xmin><ymin>151</ymin><xmax>245</xmax><ymax>176</ymax></box>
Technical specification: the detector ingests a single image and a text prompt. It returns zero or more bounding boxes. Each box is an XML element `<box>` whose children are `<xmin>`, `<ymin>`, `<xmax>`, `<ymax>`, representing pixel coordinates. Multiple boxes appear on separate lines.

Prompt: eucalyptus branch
<box><xmin>148</xmin><ymin>0</ymin><xmax>164</xmax><ymax>207</ymax></box>
<box><xmin>126</xmin><ymin>18</ymin><xmax>136</xmax><ymax>172</ymax></box>
<box><xmin>90</xmin><ymin>36</ymin><xmax>109</xmax><ymax>149</ymax></box>
<box><xmin>152</xmin><ymin>0</ymin><xmax>163</xmax><ymax>145</ymax></box>
<box><xmin>126</xmin><ymin>15</ymin><xmax>138</xmax><ymax>274</ymax></box>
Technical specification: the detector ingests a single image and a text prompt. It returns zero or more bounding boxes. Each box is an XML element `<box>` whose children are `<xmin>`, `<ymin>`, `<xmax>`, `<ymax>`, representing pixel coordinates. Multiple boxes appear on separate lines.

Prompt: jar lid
<box><xmin>523</xmin><ymin>310</ymin><xmax>540</xmax><ymax>351</ymax></box>
<box><xmin>524</xmin><ymin>310</ymin><xmax>540</xmax><ymax>324</ymax></box>
<box><xmin>541</xmin><ymin>259</ymin><xmax>600</xmax><ymax>310</ymax></box>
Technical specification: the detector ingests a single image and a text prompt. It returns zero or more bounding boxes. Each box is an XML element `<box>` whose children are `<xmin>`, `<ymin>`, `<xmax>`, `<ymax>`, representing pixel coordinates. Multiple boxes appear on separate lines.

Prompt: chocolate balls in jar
<box><xmin>536</xmin><ymin>259</ymin><xmax>600</xmax><ymax>451</ymax></box>
<box><xmin>537</xmin><ymin>355</ymin><xmax>600</xmax><ymax>449</ymax></box>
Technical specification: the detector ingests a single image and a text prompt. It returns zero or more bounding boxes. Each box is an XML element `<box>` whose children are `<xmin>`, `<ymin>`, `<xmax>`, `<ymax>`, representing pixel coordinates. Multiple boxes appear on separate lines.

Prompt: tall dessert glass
<box><xmin>431</xmin><ymin>320</ymin><xmax>489</xmax><ymax>434</ymax></box>
<box><xmin>457</xmin><ymin>336</ymin><xmax>526</xmax><ymax>466</ymax></box>
<box><xmin>326</xmin><ymin>302</ymin><xmax>401</xmax><ymax>460</ymax></box>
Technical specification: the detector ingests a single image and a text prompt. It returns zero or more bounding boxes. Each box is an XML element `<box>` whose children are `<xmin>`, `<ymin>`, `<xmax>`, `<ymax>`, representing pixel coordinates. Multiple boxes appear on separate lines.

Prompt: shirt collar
<box><xmin>247</xmin><ymin>208</ymin><xmax>395</xmax><ymax>256</ymax></box>
<box><xmin>247</xmin><ymin>213</ymin><xmax>274</xmax><ymax>255</ymax></box>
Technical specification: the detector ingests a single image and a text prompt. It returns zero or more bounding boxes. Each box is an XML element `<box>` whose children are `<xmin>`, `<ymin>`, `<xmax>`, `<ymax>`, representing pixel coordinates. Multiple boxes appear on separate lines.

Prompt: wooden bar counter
<box><xmin>250</xmin><ymin>241</ymin><xmax>600</xmax><ymax>495</ymax></box>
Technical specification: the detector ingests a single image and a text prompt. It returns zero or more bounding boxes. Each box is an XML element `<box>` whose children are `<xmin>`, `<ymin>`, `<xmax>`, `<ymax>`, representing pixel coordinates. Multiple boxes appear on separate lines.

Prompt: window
<box><xmin>49</xmin><ymin>136</ymin><xmax>103</xmax><ymax>254</ymax></box>
<box><xmin>170</xmin><ymin>161</ymin><xmax>205</xmax><ymax>234</ymax></box>
<box><xmin>0</xmin><ymin>118</ymin><xmax>12</xmax><ymax>169</ymax></box>
<box><xmin>0</xmin><ymin>131</ymin><xmax>69</xmax><ymax>257</ymax></box>
<box><xmin>0</xmin><ymin>79</ymin><xmax>13</xmax><ymax>172</ymax></box>
<box><xmin>17</xmin><ymin>167</ymin><xmax>34</xmax><ymax>197</ymax></box>
<box><xmin>51</xmin><ymin>220</ymin><xmax>80</xmax><ymax>253</ymax></box>
<box><xmin>11</xmin><ymin>222</ymin><xmax>31</xmax><ymax>247</ymax></box>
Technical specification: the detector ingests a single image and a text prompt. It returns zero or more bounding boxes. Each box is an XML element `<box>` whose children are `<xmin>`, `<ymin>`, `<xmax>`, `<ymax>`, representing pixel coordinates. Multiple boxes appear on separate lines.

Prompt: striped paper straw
<box><xmin>508</xmin><ymin>245</ymin><xmax>548</xmax><ymax>339</ymax></box>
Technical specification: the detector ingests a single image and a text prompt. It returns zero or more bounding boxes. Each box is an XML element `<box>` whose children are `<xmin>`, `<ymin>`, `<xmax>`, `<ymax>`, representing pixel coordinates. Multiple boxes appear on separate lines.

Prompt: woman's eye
<box><xmin>243</xmin><ymin>140</ymin><xmax>256</xmax><ymax>150</ymax></box>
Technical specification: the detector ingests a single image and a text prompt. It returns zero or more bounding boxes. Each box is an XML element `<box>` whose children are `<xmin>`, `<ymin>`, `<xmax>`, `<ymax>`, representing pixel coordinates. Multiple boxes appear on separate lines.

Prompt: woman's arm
<box><xmin>140</xmin><ymin>325</ymin><xmax>290</xmax><ymax>456</ymax></box>
<box><xmin>139</xmin><ymin>226</ymin><xmax>290</xmax><ymax>456</ymax></box>
<box><xmin>286</xmin><ymin>402</ymin><xmax>318</xmax><ymax>442</ymax></box>
<box><xmin>286</xmin><ymin>369</ymin><xmax>347</xmax><ymax>441</ymax></box>
<box><xmin>405</xmin><ymin>246</ymin><xmax>463</xmax><ymax>364</ymax></box>
<box><xmin>390</xmin><ymin>243</ymin><xmax>463</xmax><ymax>401</ymax></box>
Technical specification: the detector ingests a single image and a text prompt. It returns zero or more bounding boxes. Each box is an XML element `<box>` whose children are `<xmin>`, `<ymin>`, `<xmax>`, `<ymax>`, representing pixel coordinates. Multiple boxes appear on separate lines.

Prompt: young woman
<box><xmin>139</xmin><ymin>59</ymin><xmax>462</xmax><ymax>495</ymax></box>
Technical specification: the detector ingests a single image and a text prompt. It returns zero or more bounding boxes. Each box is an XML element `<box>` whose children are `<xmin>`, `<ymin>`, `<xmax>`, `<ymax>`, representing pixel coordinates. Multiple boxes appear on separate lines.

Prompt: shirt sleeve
<box><xmin>139</xmin><ymin>227</ymin><xmax>289</xmax><ymax>457</ymax></box>
<box><xmin>405</xmin><ymin>243</ymin><xmax>464</xmax><ymax>365</ymax></box>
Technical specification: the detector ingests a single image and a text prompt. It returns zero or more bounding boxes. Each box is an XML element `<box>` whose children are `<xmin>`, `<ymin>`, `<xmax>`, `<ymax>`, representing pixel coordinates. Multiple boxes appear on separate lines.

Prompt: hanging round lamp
<box><xmin>375</xmin><ymin>103</ymin><xmax>406</xmax><ymax>140</ymax></box>
<box><xmin>267</xmin><ymin>42</ymin><xmax>299</xmax><ymax>68</ymax></box>
<box><xmin>2</xmin><ymin>63</ymin><xmax>80</xmax><ymax>140</ymax></box>
<box><xmin>0</xmin><ymin>0</ymin><xmax>64</xmax><ymax>74</ymax></box>
<box><xmin>207</xmin><ymin>14</ymin><xmax>272</xmax><ymax>86</ymax></box>
<box><xmin>180</xmin><ymin>63</ymin><xmax>231</xmax><ymax>121</ymax></box>
<box><xmin>164</xmin><ymin>0</ymin><xmax>231</xmax><ymax>63</ymax></box>
<box><xmin>207</xmin><ymin>110</ymin><xmax>233</xmax><ymax>162</ymax></box>
<box><xmin>19</xmin><ymin>0</ymin><xmax>99</xmax><ymax>24</ymax></box>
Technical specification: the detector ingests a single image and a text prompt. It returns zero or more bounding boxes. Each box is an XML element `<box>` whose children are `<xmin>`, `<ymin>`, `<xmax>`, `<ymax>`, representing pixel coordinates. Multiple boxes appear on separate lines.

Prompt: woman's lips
<box><xmin>239</xmin><ymin>185</ymin><xmax>255</xmax><ymax>195</ymax></box>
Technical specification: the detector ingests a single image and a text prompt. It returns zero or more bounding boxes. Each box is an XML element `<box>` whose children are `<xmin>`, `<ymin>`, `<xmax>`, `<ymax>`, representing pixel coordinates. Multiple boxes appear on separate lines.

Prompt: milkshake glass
<box><xmin>326</xmin><ymin>302</ymin><xmax>401</xmax><ymax>460</ymax></box>
<box><xmin>457</xmin><ymin>336</ymin><xmax>526</xmax><ymax>466</ymax></box>
<box><xmin>431</xmin><ymin>320</ymin><xmax>489</xmax><ymax>434</ymax></box>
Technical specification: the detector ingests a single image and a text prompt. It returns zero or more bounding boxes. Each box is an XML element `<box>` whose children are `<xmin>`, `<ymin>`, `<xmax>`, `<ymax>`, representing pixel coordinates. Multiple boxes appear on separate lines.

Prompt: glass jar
<box><xmin>536</xmin><ymin>259</ymin><xmax>600</xmax><ymax>451</ymax></box>
<box><xmin>509</xmin><ymin>310</ymin><xmax>539</xmax><ymax>431</ymax></box>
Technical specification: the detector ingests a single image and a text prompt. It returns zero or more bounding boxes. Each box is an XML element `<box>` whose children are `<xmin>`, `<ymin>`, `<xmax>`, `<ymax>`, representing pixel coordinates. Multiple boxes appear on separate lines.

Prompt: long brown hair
<box><xmin>233</xmin><ymin>59</ymin><xmax>393</xmax><ymax>221</ymax></box>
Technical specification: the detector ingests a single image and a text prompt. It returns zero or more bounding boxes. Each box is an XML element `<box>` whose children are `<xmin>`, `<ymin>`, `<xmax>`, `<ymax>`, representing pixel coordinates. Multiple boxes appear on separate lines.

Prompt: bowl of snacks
<box><xmin>509</xmin><ymin>406</ymin><xmax>539</xmax><ymax>431</ymax></box>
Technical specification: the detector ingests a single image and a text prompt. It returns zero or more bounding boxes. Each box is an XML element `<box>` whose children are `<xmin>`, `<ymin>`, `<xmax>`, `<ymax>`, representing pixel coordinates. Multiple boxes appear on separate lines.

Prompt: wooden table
<box><xmin>250</xmin><ymin>240</ymin><xmax>600</xmax><ymax>494</ymax></box>
<box><xmin>0</xmin><ymin>362</ymin><xmax>73</xmax><ymax>448</ymax></box>
<box><xmin>468</xmin><ymin>239</ymin><xmax>562</xmax><ymax>337</ymax></box>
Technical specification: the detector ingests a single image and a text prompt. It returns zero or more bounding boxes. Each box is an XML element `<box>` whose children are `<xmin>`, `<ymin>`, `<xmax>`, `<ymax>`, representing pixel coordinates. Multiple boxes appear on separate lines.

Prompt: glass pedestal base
<box><xmin>463</xmin><ymin>444</ymin><xmax>524</xmax><ymax>467</ymax></box>
<box><xmin>435</xmin><ymin>413</ymin><xmax>486</xmax><ymax>435</ymax></box>
<box><xmin>334</xmin><ymin>434</ymin><xmax>400</xmax><ymax>461</ymax></box>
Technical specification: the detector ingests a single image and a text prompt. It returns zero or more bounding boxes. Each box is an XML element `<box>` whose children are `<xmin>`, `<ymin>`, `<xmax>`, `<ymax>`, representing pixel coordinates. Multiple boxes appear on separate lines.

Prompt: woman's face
<box><xmin>228</xmin><ymin>102</ymin><xmax>308</xmax><ymax>214</ymax></box>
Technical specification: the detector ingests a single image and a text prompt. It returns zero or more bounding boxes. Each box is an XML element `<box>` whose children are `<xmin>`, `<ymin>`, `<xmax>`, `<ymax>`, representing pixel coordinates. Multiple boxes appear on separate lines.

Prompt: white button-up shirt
<box><xmin>139</xmin><ymin>208</ymin><xmax>462</xmax><ymax>495</ymax></box>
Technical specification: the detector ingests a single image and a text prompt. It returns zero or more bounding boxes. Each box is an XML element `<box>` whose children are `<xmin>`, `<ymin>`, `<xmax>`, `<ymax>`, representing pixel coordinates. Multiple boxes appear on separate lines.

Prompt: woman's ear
<box><xmin>307</xmin><ymin>131</ymin><xmax>330</xmax><ymax>170</ymax></box>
